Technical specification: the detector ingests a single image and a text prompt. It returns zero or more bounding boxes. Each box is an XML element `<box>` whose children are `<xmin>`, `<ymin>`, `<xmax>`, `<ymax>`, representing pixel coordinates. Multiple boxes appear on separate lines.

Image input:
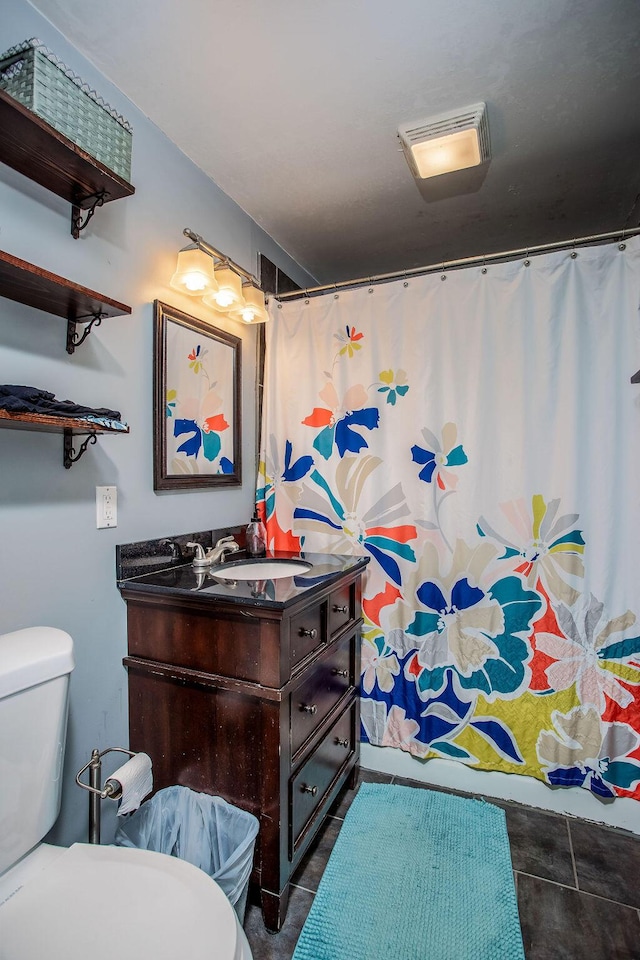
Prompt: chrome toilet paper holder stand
<box><xmin>76</xmin><ymin>746</ymin><xmax>136</xmax><ymax>844</ymax></box>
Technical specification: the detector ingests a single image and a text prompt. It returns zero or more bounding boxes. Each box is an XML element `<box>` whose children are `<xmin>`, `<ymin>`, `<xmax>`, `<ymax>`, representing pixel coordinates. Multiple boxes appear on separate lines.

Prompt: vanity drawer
<box><xmin>290</xmin><ymin>701</ymin><xmax>356</xmax><ymax>854</ymax></box>
<box><xmin>328</xmin><ymin>581</ymin><xmax>354</xmax><ymax>637</ymax></box>
<box><xmin>290</xmin><ymin>601</ymin><xmax>326</xmax><ymax>669</ymax></box>
<box><xmin>290</xmin><ymin>630</ymin><xmax>354</xmax><ymax>756</ymax></box>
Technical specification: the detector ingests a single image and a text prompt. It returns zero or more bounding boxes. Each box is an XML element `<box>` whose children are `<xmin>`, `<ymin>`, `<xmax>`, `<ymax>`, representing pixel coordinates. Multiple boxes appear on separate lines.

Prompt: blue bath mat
<box><xmin>293</xmin><ymin>783</ymin><xmax>524</xmax><ymax>960</ymax></box>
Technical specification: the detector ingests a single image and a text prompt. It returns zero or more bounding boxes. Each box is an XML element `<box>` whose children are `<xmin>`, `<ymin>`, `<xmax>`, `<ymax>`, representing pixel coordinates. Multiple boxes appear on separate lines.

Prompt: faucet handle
<box><xmin>206</xmin><ymin>537</ymin><xmax>240</xmax><ymax>565</ymax></box>
<box><xmin>215</xmin><ymin>535</ymin><xmax>236</xmax><ymax>546</ymax></box>
<box><xmin>186</xmin><ymin>542</ymin><xmax>210</xmax><ymax>566</ymax></box>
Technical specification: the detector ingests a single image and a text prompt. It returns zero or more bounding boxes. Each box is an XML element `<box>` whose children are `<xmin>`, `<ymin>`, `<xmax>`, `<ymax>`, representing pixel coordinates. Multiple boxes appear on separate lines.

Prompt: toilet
<box><xmin>0</xmin><ymin>626</ymin><xmax>253</xmax><ymax>960</ymax></box>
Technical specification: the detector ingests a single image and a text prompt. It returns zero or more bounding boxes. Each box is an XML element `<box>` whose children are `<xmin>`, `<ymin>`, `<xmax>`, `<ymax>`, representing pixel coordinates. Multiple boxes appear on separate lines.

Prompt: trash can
<box><xmin>114</xmin><ymin>785</ymin><xmax>259</xmax><ymax>923</ymax></box>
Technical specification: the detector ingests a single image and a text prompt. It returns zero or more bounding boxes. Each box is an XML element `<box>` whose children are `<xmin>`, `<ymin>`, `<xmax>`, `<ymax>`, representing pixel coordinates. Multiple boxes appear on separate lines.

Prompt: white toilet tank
<box><xmin>0</xmin><ymin>627</ymin><xmax>74</xmax><ymax>876</ymax></box>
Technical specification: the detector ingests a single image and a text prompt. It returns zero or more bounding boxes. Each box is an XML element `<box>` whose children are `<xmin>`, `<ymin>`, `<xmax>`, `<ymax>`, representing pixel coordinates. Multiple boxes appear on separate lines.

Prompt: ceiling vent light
<box><xmin>398</xmin><ymin>102</ymin><xmax>490</xmax><ymax>179</ymax></box>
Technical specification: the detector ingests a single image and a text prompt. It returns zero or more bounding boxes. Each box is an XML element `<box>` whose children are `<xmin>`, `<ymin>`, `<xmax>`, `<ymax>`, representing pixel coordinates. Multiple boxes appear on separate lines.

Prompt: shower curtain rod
<box><xmin>274</xmin><ymin>226</ymin><xmax>640</xmax><ymax>301</ymax></box>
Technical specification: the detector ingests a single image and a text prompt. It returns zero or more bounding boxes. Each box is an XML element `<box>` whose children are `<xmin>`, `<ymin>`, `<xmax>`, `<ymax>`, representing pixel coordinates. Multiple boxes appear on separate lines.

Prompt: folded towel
<box><xmin>0</xmin><ymin>384</ymin><xmax>121</xmax><ymax>422</ymax></box>
<box><xmin>0</xmin><ymin>385</ymin><xmax>55</xmax><ymax>402</ymax></box>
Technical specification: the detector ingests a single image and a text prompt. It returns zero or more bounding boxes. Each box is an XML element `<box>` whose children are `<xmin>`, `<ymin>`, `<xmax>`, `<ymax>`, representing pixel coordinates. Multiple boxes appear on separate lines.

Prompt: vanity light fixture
<box><xmin>232</xmin><ymin>280</ymin><xmax>269</xmax><ymax>324</ymax></box>
<box><xmin>398</xmin><ymin>101</ymin><xmax>490</xmax><ymax>179</ymax></box>
<box><xmin>202</xmin><ymin>263</ymin><xmax>244</xmax><ymax>313</ymax></box>
<box><xmin>173</xmin><ymin>228</ymin><xmax>269</xmax><ymax>324</ymax></box>
<box><xmin>169</xmin><ymin>244</ymin><xmax>218</xmax><ymax>296</ymax></box>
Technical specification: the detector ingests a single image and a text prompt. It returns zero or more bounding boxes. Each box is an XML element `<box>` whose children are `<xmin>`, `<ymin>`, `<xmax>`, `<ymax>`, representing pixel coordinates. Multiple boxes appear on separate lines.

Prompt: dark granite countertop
<box><xmin>117</xmin><ymin>549</ymin><xmax>369</xmax><ymax>610</ymax></box>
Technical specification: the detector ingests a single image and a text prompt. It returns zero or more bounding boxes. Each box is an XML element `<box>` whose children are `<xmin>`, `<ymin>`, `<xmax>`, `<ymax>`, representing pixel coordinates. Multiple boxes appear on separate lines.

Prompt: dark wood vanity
<box><xmin>119</xmin><ymin>552</ymin><xmax>367</xmax><ymax>931</ymax></box>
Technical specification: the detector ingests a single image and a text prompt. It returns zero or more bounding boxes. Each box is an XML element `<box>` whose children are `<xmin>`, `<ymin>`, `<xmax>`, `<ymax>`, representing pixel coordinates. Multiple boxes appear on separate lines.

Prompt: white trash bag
<box><xmin>114</xmin><ymin>785</ymin><xmax>259</xmax><ymax>922</ymax></box>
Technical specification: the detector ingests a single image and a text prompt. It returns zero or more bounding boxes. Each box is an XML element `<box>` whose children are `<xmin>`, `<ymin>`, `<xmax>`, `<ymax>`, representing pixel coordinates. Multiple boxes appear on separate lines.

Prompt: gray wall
<box><xmin>0</xmin><ymin>0</ymin><xmax>314</xmax><ymax>846</ymax></box>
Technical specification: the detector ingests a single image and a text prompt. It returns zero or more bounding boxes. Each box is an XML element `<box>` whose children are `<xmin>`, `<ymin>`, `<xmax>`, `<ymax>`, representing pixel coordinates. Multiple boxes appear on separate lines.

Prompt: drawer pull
<box><xmin>332</xmin><ymin>668</ymin><xmax>349</xmax><ymax>678</ymax></box>
<box><xmin>299</xmin><ymin>627</ymin><xmax>318</xmax><ymax>639</ymax></box>
<box><xmin>301</xmin><ymin>703</ymin><xmax>318</xmax><ymax>715</ymax></box>
<box><xmin>335</xmin><ymin>737</ymin><xmax>350</xmax><ymax>748</ymax></box>
<box><xmin>333</xmin><ymin>604</ymin><xmax>348</xmax><ymax>614</ymax></box>
<box><xmin>301</xmin><ymin>783</ymin><xmax>318</xmax><ymax>796</ymax></box>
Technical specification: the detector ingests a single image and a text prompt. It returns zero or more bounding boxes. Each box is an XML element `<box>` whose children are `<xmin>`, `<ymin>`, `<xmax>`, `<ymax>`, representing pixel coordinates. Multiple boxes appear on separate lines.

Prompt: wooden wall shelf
<box><xmin>0</xmin><ymin>91</ymin><xmax>132</xmax><ymax>468</ymax></box>
<box><xmin>0</xmin><ymin>89</ymin><xmax>135</xmax><ymax>237</ymax></box>
<box><xmin>0</xmin><ymin>251</ymin><xmax>131</xmax><ymax>465</ymax></box>
<box><xmin>0</xmin><ymin>409</ymin><xmax>129</xmax><ymax>468</ymax></box>
<box><xmin>0</xmin><ymin>248</ymin><xmax>131</xmax><ymax>353</ymax></box>
<box><xmin>0</xmin><ymin>409</ymin><xmax>127</xmax><ymax>434</ymax></box>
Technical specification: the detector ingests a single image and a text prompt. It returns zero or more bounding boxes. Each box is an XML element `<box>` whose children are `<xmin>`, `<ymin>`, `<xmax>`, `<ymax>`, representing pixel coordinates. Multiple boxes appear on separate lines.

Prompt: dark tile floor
<box><xmin>243</xmin><ymin>768</ymin><xmax>640</xmax><ymax>960</ymax></box>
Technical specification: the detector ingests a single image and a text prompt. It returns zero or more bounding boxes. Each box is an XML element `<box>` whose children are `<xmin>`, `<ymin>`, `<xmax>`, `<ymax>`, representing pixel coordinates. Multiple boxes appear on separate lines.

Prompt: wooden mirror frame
<box><xmin>153</xmin><ymin>300</ymin><xmax>241</xmax><ymax>490</ymax></box>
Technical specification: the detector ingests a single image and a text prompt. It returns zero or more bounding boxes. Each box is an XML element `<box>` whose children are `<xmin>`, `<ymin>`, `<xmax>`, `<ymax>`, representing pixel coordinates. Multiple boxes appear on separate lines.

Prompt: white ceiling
<box><xmin>27</xmin><ymin>0</ymin><xmax>640</xmax><ymax>284</ymax></box>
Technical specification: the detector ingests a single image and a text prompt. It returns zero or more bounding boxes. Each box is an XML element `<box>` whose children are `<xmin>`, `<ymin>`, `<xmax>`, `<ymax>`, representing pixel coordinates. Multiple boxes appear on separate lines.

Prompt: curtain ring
<box><xmin>523</xmin><ymin>249</ymin><xmax>530</xmax><ymax>267</ymax></box>
<box><xmin>570</xmin><ymin>239</ymin><xmax>578</xmax><ymax>259</ymax></box>
<box><xmin>441</xmin><ymin>261</ymin><xmax>447</xmax><ymax>281</ymax></box>
<box><xmin>481</xmin><ymin>255</ymin><xmax>487</xmax><ymax>275</ymax></box>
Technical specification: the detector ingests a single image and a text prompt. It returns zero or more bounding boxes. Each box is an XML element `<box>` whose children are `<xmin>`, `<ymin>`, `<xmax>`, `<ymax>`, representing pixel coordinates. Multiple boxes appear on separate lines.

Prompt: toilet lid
<box><xmin>0</xmin><ymin>843</ymin><xmax>242</xmax><ymax>960</ymax></box>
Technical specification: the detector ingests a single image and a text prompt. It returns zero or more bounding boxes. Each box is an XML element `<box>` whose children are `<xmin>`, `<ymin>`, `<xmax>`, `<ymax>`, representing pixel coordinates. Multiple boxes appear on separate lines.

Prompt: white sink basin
<box><xmin>210</xmin><ymin>558</ymin><xmax>312</xmax><ymax>580</ymax></box>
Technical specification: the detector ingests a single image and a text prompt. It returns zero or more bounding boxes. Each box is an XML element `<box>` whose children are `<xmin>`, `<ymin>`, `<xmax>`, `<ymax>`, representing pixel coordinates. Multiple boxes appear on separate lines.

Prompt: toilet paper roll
<box><xmin>107</xmin><ymin>752</ymin><xmax>153</xmax><ymax>816</ymax></box>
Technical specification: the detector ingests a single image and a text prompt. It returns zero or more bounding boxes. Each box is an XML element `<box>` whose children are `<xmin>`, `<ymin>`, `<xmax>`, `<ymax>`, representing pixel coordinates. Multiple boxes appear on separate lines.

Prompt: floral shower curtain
<box><xmin>257</xmin><ymin>237</ymin><xmax>640</xmax><ymax>801</ymax></box>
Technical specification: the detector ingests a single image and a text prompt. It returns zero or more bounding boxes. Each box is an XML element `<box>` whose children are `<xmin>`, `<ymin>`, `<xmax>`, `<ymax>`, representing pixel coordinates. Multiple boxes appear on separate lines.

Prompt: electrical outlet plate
<box><xmin>96</xmin><ymin>485</ymin><xmax>117</xmax><ymax>528</ymax></box>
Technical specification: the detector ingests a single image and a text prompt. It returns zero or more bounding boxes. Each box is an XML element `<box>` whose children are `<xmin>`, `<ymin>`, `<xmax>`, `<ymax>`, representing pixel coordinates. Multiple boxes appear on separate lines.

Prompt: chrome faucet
<box><xmin>207</xmin><ymin>535</ymin><xmax>240</xmax><ymax>565</ymax></box>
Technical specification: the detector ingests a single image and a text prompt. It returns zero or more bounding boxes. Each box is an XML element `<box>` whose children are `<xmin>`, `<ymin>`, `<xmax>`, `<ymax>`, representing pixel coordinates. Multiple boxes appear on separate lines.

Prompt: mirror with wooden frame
<box><xmin>153</xmin><ymin>300</ymin><xmax>241</xmax><ymax>489</ymax></box>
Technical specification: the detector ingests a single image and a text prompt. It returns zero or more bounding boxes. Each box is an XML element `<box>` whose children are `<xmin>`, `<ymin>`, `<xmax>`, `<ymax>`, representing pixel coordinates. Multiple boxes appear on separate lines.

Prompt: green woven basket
<box><xmin>0</xmin><ymin>39</ymin><xmax>133</xmax><ymax>182</ymax></box>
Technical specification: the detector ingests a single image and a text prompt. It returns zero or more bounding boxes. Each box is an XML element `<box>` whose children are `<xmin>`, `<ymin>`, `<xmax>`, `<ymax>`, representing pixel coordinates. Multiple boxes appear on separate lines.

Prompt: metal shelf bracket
<box><xmin>66</xmin><ymin>310</ymin><xmax>106</xmax><ymax>354</ymax></box>
<box><xmin>71</xmin><ymin>190</ymin><xmax>108</xmax><ymax>239</ymax></box>
<box><xmin>63</xmin><ymin>428</ymin><xmax>97</xmax><ymax>468</ymax></box>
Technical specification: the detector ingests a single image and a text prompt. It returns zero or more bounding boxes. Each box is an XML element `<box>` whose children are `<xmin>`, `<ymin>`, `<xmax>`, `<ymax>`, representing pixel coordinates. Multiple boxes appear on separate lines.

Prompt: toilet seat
<box><xmin>0</xmin><ymin>843</ymin><xmax>249</xmax><ymax>960</ymax></box>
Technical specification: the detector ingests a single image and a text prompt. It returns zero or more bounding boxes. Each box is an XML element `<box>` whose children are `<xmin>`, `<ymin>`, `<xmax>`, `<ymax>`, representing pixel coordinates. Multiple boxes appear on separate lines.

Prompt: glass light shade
<box><xmin>202</xmin><ymin>266</ymin><xmax>244</xmax><ymax>312</ymax></box>
<box><xmin>231</xmin><ymin>283</ymin><xmax>269</xmax><ymax>324</ymax></box>
<box><xmin>170</xmin><ymin>246</ymin><xmax>218</xmax><ymax>295</ymax></box>
<box><xmin>399</xmin><ymin>104</ymin><xmax>489</xmax><ymax>180</ymax></box>
<box><xmin>409</xmin><ymin>128</ymin><xmax>481</xmax><ymax>179</ymax></box>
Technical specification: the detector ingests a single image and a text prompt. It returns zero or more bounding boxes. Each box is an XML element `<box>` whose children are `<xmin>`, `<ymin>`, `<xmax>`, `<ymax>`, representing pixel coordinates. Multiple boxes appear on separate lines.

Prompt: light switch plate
<box><xmin>96</xmin><ymin>485</ymin><xmax>117</xmax><ymax>528</ymax></box>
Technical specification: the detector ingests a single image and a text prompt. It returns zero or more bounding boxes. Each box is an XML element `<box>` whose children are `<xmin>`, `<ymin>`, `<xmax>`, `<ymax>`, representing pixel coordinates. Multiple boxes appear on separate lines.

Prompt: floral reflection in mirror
<box><xmin>153</xmin><ymin>300</ymin><xmax>241</xmax><ymax>489</ymax></box>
